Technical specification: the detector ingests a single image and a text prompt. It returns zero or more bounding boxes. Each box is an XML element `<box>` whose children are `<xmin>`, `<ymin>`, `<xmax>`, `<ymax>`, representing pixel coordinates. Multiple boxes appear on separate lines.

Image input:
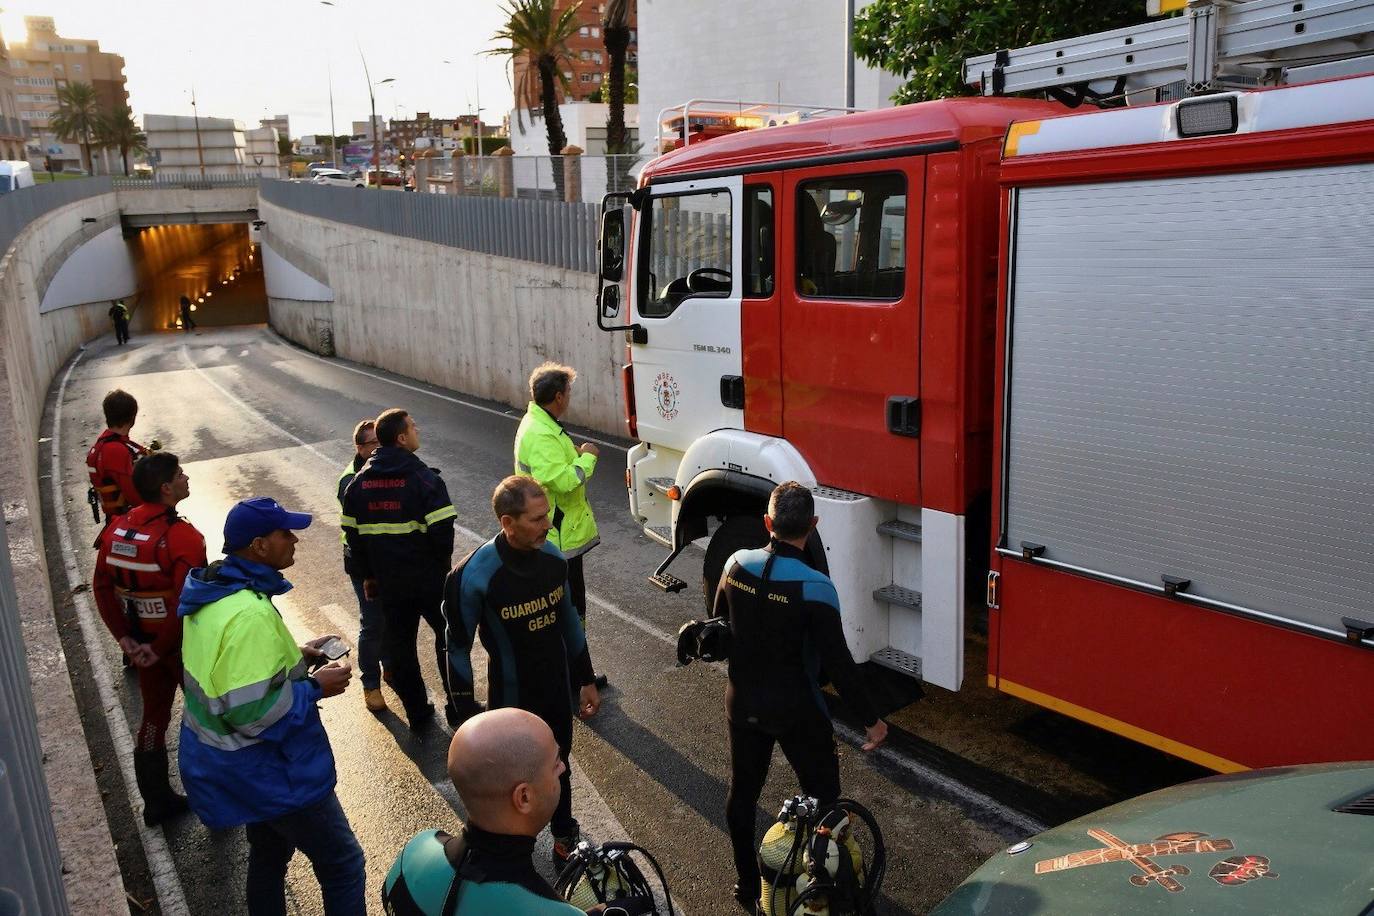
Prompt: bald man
<box><xmin>382</xmin><ymin>709</ymin><xmax>587</xmax><ymax>914</ymax></box>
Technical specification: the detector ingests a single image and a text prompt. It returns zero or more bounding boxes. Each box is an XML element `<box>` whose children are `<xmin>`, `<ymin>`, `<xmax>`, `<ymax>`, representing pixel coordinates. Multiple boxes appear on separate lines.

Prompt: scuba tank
<box><xmin>555</xmin><ymin>840</ymin><xmax>677</xmax><ymax>916</ymax></box>
<box><xmin>758</xmin><ymin>796</ymin><xmax>886</xmax><ymax>916</ymax></box>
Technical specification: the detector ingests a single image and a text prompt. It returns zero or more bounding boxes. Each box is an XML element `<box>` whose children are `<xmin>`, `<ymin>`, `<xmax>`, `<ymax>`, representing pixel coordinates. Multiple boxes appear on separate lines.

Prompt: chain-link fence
<box><xmin>416</xmin><ymin>154</ymin><xmax>644</xmax><ymax>203</ymax></box>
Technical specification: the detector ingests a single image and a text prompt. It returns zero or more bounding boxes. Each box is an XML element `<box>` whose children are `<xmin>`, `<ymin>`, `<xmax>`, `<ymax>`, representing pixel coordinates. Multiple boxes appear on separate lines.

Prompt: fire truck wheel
<box><xmin>701</xmin><ymin>515</ymin><xmax>769</xmax><ymax>614</ymax></box>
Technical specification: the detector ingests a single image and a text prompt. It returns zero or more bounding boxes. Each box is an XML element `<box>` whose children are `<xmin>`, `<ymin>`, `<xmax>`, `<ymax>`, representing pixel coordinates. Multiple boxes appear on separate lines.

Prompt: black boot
<box><xmin>133</xmin><ymin>749</ymin><xmax>189</xmax><ymax>827</ymax></box>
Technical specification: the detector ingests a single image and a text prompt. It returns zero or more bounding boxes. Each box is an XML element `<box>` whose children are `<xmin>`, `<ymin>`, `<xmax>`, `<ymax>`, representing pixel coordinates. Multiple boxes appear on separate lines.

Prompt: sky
<box><xmin>0</xmin><ymin>0</ymin><xmax>518</xmax><ymax>136</ymax></box>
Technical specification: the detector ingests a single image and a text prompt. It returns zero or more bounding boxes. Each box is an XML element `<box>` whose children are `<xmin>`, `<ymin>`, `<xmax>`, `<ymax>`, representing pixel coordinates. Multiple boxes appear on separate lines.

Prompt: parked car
<box><xmin>0</xmin><ymin>161</ymin><xmax>35</xmax><ymax>193</ymax></box>
<box><xmin>367</xmin><ymin>168</ymin><xmax>408</xmax><ymax>187</ymax></box>
<box><xmin>311</xmin><ymin>168</ymin><xmax>365</xmax><ymax>189</ymax></box>
<box><xmin>931</xmin><ymin>762</ymin><xmax>1374</xmax><ymax>915</ymax></box>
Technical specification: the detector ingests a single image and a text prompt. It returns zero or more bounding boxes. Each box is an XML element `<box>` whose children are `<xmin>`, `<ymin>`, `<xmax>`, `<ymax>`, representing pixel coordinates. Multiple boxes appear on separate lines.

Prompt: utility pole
<box><xmin>844</xmin><ymin>0</ymin><xmax>856</xmax><ymax>109</ymax></box>
<box><xmin>328</xmin><ymin>60</ymin><xmax>339</xmax><ymax>169</ymax></box>
<box><xmin>191</xmin><ymin>85</ymin><xmax>206</xmax><ymax>176</ymax></box>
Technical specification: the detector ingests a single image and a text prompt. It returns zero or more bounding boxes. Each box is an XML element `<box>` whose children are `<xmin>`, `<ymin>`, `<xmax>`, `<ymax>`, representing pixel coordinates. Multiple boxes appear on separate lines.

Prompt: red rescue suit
<box><xmin>86</xmin><ymin>429</ymin><xmax>147</xmax><ymax>521</ymax></box>
<box><xmin>93</xmin><ymin>502</ymin><xmax>207</xmax><ymax>751</ymax></box>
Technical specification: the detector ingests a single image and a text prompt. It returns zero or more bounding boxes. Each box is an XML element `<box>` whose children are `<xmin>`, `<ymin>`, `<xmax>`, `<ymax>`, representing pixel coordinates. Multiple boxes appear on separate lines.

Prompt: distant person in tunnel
<box><xmin>92</xmin><ymin>452</ymin><xmax>206</xmax><ymax>825</ymax></box>
<box><xmin>108</xmin><ymin>298</ymin><xmax>130</xmax><ymax>344</ymax></box>
<box><xmin>179</xmin><ymin>295</ymin><xmax>197</xmax><ymax>331</ymax></box>
<box><xmin>337</xmin><ymin>419</ymin><xmax>389</xmax><ymax>713</ymax></box>
<box><xmin>342</xmin><ymin>408</ymin><xmax>457</xmax><ymax>731</ymax></box>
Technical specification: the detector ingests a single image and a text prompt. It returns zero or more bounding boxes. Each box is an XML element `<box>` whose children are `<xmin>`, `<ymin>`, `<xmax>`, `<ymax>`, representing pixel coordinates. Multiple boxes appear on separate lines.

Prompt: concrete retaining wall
<box><xmin>0</xmin><ymin>191</ymin><xmax>126</xmax><ymax>913</ymax></box>
<box><xmin>260</xmin><ymin>201</ymin><xmax>629</xmax><ymax>437</ymax></box>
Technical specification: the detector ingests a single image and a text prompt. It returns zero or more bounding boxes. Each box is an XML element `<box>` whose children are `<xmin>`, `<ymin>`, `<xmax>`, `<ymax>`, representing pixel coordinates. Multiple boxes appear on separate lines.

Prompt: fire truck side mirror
<box><xmin>599</xmin><ymin>284</ymin><xmax>621</xmax><ymax>320</ymax></box>
<box><xmin>599</xmin><ymin>208</ymin><xmax>625</xmax><ymax>282</ymax></box>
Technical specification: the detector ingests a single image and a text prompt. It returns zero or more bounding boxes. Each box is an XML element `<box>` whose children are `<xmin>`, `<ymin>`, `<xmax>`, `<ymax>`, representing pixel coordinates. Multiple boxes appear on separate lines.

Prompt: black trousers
<box><xmin>379</xmin><ymin>589</ymin><xmax>449</xmax><ymax>719</ymax></box>
<box><xmin>113</xmin><ymin>319</ymin><xmax>129</xmax><ymax>344</ymax></box>
<box><xmin>725</xmin><ymin>715</ymin><xmax>840</xmax><ymax>892</ymax></box>
<box><xmin>567</xmin><ymin>554</ymin><xmax>586</xmax><ymax>623</ymax></box>
<box><xmin>543</xmin><ymin>702</ymin><xmax>578</xmax><ymax>839</ymax></box>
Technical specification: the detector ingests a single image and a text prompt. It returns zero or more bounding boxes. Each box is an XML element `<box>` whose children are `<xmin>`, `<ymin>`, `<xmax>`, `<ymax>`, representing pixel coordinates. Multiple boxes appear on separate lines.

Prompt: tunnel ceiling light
<box><xmin>206</xmin><ymin>291</ymin><xmax>212</xmax><ymax>297</ymax></box>
<box><xmin>197</xmin><ymin>297</ymin><xmax>204</xmax><ymax>303</ymax></box>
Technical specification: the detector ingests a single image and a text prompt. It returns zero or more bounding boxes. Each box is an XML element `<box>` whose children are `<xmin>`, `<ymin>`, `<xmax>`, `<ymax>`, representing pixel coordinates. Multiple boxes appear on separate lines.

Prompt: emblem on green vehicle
<box><xmin>1209</xmin><ymin>855</ymin><xmax>1279</xmax><ymax>886</ymax></box>
<box><xmin>1036</xmin><ymin>829</ymin><xmax>1237</xmax><ymax>893</ymax></box>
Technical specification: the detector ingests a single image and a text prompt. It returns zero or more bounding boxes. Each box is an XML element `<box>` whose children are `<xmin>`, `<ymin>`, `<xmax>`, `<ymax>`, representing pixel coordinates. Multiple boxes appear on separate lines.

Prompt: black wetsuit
<box><xmin>444</xmin><ymin>533</ymin><xmax>595</xmax><ymax>838</ymax></box>
<box><xmin>713</xmin><ymin>538</ymin><xmax>880</xmax><ymax>896</ymax></box>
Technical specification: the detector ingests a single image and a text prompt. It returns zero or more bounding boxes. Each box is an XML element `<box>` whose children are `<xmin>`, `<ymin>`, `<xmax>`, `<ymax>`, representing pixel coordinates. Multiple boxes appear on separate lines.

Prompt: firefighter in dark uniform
<box><xmin>714</xmin><ymin>481</ymin><xmax>889</xmax><ymax>910</ymax></box>
<box><xmin>342</xmin><ymin>408</ymin><xmax>456</xmax><ymax>729</ymax></box>
<box><xmin>86</xmin><ymin>389</ymin><xmax>149</xmax><ymax>533</ymax></box>
<box><xmin>444</xmin><ymin>475</ymin><xmax>601</xmax><ymax>866</ymax></box>
<box><xmin>92</xmin><ymin>452</ymin><xmax>207</xmax><ymax>825</ymax></box>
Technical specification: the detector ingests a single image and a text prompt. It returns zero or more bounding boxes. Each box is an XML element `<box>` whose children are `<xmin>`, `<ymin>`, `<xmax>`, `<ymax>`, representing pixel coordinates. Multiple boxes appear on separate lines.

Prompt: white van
<box><xmin>0</xmin><ymin>161</ymin><xmax>35</xmax><ymax>193</ymax></box>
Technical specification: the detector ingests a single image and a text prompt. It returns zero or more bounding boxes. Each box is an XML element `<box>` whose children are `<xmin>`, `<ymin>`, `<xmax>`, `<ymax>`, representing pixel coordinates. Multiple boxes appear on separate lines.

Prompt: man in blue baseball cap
<box><xmin>179</xmin><ymin>496</ymin><xmax>366</xmax><ymax>915</ymax></box>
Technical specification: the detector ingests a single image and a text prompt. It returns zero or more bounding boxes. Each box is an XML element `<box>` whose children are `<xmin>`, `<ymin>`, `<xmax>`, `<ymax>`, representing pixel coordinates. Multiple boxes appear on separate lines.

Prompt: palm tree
<box><xmin>489</xmin><ymin>0</ymin><xmax>581</xmax><ymax>160</ymax></box>
<box><xmin>602</xmin><ymin>0</ymin><xmax>632</xmax><ymax>154</ymax></box>
<box><xmin>51</xmin><ymin>82</ymin><xmax>101</xmax><ymax>174</ymax></box>
<box><xmin>95</xmin><ymin>104</ymin><xmax>146</xmax><ymax>176</ymax></box>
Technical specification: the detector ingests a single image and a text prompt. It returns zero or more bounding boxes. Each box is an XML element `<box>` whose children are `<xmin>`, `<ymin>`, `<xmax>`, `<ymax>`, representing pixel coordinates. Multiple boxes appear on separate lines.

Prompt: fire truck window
<box><xmin>744</xmin><ymin>186</ymin><xmax>774</xmax><ymax>298</ymax></box>
<box><xmin>640</xmin><ymin>190</ymin><xmax>733</xmax><ymax>319</ymax></box>
<box><xmin>797</xmin><ymin>173</ymin><xmax>906</xmax><ymax>300</ymax></box>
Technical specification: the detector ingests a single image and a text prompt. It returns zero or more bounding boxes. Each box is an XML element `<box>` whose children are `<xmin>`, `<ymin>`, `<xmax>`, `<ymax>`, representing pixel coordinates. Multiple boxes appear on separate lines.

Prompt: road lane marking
<box><xmin>51</xmin><ymin>349</ymin><xmax>191</xmax><ymax>916</ymax></box>
<box><xmin>263</xmin><ymin>330</ymin><xmax>629</xmax><ymax>452</ymax></box>
<box><xmin>186</xmin><ymin>340</ymin><xmax>1046</xmax><ymax>852</ymax></box>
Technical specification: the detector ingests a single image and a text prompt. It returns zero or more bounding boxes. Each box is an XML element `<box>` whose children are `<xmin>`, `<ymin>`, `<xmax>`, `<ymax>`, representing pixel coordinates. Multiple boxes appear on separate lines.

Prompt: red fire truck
<box><xmin>595</xmin><ymin>0</ymin><xmax>1374</xmax><ymax>771</ymax></box>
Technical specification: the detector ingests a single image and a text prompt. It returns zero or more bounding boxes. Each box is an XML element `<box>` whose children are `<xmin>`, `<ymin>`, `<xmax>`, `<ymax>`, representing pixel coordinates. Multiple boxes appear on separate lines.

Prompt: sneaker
<box><xmin>593</xmin><ymin>673</ymin><xmax>609</xmax><ymax>689</ymax></box>
<box><xmin>552</xmin><ymin>831</ymin><xmax>579</xmax><ymax>869</ymax></box>
<box><xmin>363</xmin><ymin>688</ymin><xmax>387</xmax><ymax>713</ymax></box>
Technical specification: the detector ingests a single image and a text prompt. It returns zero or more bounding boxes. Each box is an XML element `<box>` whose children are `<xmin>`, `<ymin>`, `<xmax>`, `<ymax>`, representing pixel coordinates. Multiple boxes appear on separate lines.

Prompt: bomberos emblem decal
<box><xmin>653</xmin><ymin>371</ymin><xmax>680</xmax><ymax>421</ymax></box>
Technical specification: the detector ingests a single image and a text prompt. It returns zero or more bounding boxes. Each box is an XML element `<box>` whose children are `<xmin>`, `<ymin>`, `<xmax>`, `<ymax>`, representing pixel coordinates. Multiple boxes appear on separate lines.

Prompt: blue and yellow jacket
<box><xmin>714</xmin><ymin>539</ymin><xmax>879</xmax><ymax>732</ymax></box>
<box><xmin>177</xmin><ymin>555</ymin><xmax>335</xmax><ymax>829</ymax></box>
<box><xmin>341</xmin><ymin>445</ymin><xmax>456</xmax><ymax>593</ymax></box>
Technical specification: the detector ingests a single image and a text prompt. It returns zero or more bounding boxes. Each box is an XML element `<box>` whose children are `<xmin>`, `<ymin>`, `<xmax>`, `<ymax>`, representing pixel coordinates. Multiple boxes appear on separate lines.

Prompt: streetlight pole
<box><xmin>360</xmin><ymin>48</ymin><xmax>393</xmax><ymax>189</ymax></box>
<box><xmin>320</xmin><ymin>2</ymin><xmax>340</xmax><ymax>169</ymax></box>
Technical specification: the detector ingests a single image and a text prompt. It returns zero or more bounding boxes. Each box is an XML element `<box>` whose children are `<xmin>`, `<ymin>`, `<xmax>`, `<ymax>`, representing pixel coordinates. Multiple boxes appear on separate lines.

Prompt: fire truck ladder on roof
<box><xmin>654</xmin><ymin>99</ymin><xmax>863</xmax><ymax>152</ymax></box>
<box><xmin>964</xmin><ymin>0</ymin><xmax>1374</xmax><ymax>104</ymax></box>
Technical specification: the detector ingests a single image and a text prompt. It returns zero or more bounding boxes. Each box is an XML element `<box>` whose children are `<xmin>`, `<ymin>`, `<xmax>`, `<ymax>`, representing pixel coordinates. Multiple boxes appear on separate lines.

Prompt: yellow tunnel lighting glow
<box><xmin>190</xmin><ymin>304</ymin><xmax>198</xmax><ymax>312</ymax></box>
<box><xmin>197</xmin><ymin>297</ymin><xmax>204</xmax><ymax>303</ymax></box>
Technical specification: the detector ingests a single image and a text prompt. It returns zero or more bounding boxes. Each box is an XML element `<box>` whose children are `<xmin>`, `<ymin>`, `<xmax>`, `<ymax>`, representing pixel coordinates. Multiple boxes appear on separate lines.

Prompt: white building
<box><xmin>297</xmin><ymin>134</ymin><xmax>326</xmax><ymax>156</ymax></box>
<box><xmin>637</xmin><ymin>0</ymin><xmax>901</xmax><ymax>153</ymax></box>
<box><xmin>507</xmin><ymin>102</ymin><xmax>641</xmax><ymax>156</ymax></box>
<box><xmin>244</xmin><ymin>126</ymin><xmax>282</xmax><ymax>178</ymax></box>
<box><xmin>352</xmin><ymin>117</ymin><xmax>385</xmax><ymax>139</ymax></box>
<box><xmin>144</xmin><ymin>114</ymin><xmax>247</xmax><ymax>175</ymax></box>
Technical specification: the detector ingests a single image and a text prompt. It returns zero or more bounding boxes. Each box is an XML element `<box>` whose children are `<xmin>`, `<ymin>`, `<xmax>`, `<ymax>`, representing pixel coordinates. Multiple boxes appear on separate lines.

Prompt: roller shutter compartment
<box><xmin>1002</xmin><ymin>162</ymin><xmax>1374</xmax><ymax>638</ymax></box>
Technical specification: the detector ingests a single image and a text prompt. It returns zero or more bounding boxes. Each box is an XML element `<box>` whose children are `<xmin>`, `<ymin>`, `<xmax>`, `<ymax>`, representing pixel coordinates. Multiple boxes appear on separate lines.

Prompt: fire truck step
<box><xmin>874</xmin><ymin>584</ymin><xmax>923</xmax><ymax>611</ymax></box>
<box><xmin>646</xmin><ymin>476</ymin><xmax>676</xmax><ymax>495</ymax></box>
<box><xmin>870</xmin><ymin>646</ymin><xmax>922</xmax><ymax>679</ymax></box>
<box><xmin>877</xmin><ymin>519</ymin><xmax>923</xmax><ymax>543</ymax></box>
<box><xmin>648</xmin><ymin>571</ymin><xmax>688</xmax><ymax>593</ymax></box>
<box><xmin>645</xmin><ymin>525</ymin><xmax>672</xmax><ymax>547</ymax></box>
<box><xmin>813</xmin><ymin>485</ymin><xmax>867</xmax><ymax>502</ymax></box>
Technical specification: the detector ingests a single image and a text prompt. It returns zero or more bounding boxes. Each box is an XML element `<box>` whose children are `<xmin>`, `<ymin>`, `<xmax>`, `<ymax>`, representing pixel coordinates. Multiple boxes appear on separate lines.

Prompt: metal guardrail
<box><xmin>260</xmin><ymin>178</ymin><xmax>601</xmax><ymax>273</ymax></box>
<box><xmin>0</xmin><ymin>176</ymin><xmax>113</xmax><ymax>260</ymax></box>
<box><xmin>113</xmin><ymin>172</ymin><xmax>261</xmax><ymax>189</ymax></box>
<box><xmin>421</xmin><ymin>154</ymin><xmax>643</xmax><ymax>202</ymax></box>
<box><xmin>0</xmin><ymin>514</ymin><xmax>69</xmax><ymax>915</ymax></box>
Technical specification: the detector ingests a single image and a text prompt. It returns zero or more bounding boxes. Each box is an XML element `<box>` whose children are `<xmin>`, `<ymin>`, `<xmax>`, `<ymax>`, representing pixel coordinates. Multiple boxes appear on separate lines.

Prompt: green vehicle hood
<box><xmin>933</xmin><ymin>763</ymin><xmax>1374</xmax><ymax>915</ymax></box>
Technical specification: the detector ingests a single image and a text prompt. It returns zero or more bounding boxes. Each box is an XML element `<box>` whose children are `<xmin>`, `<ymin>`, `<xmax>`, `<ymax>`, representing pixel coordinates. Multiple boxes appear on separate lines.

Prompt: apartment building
<box><xmin>8</xmin><ymin>16</ymin><xmax>129</xmax><ymax>172</ymax></box>
<box><xmin>0</xmin><ymin>31</ymin><xmax>26</xmax><ymax>160</ymax></box>
<box><xmin>511</xmin><ymin>0</ymin><xmax>637</xmax><ymax>105</ymax></box>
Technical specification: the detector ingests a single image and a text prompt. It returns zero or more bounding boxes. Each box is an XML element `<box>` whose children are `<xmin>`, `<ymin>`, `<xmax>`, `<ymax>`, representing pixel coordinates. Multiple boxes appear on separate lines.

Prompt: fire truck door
<box><xmin>780</xmin><ymin>159</ymin><xmax>924</xmax><ymax>504</ymax></box>
<box><xmin>631</xmin><ymin>176</ymin><xmax>745</xmax><ymax>453</ymax></box>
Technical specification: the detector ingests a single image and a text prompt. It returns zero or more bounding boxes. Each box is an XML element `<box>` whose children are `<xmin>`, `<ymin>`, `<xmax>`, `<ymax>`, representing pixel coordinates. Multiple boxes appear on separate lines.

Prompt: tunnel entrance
<box><xmin>127</xmin><ymin>223</ymin><xmax>267</xmax><ymax>331</ymax></box>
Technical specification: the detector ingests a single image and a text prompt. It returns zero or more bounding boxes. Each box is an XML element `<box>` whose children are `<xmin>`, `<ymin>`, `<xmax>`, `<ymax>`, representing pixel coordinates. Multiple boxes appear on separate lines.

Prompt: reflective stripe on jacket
<box><xmin>341</xmin><ymin>446</ymin><xmax>457</xmax><ymax>589</ymax></box>
<box><xmin>177</xmin><ymin>564</ymin><xmax>335</xmax><ymax>828</ymax></box>
<box><xmin>513</xmin><ymin>402</ymin><xmax>598</xmax><ymax>557</ymax></box>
